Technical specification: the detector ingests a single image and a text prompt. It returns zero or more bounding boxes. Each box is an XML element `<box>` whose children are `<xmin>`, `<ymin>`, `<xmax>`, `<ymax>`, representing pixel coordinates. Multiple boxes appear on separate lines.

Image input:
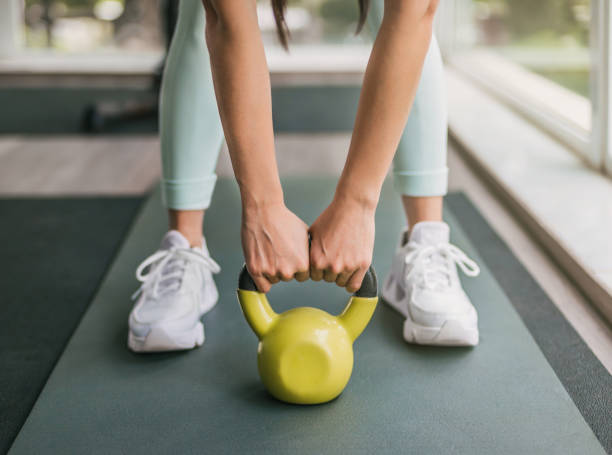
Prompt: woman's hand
<box><xmin>242</xmin><ymin>202</ymin><xmax>310</xmax><ymax>293</ymax></box>
<box><xmin>207</xmin><ymin>0</ymin><xmax>304</xmax><ymax>295</ymax></box>
<box><xmin>309</xmin><ymin>194</ymin><xmax>375</xmax><ymax>293</ymax></box>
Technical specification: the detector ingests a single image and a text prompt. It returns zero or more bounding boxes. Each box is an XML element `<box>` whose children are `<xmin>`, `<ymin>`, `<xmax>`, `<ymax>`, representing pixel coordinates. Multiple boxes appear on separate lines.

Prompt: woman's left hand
<box><xmin>309</xmin><ymin>195</ymin><xmax>375</xmax><ymax>293</ymax></box>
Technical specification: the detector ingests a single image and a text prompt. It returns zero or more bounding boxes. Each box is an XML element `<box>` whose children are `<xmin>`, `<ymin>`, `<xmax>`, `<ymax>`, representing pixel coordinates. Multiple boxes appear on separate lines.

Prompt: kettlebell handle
<box><xmin>238</xmin><ymin>264</ymin><xmax>378</xmax><ymax>298</ymax></box>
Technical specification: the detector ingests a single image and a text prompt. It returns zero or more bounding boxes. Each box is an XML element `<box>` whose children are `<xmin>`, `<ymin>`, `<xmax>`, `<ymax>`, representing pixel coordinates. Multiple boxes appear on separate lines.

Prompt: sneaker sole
<box><xmin>382</xmin><ymin>272</ymin><xmax>479</xmax><ymax>347</ymax></box>
<box><xmin>128</xmin><ymin>321</ymin><xmax>205</xmax><ymax>353</ymax></box>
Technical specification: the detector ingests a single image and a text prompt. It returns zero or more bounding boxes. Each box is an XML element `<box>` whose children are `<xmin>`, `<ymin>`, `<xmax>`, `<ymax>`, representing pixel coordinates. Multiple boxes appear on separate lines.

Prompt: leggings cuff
<box><xmin>393</xmin><ymin>168</ymin><xmax>448</xmax><ymax>197</ymax></box>
<box><xmin>161</xmin><ymin>175</ymin><xmax>218</xmax><ymax>210</ymax></box>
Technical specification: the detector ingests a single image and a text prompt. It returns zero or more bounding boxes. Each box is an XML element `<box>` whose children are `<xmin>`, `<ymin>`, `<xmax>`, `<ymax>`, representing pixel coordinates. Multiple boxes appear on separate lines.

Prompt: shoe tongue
<box><xmin>409</xmin><ymin>221</ymin><xmax>450</xmax><ymax>246</ymax></box>
<box><xmin>160</xmin><ymin>230</ymin><xmax>190</xmax><ymax>250</ymax></box>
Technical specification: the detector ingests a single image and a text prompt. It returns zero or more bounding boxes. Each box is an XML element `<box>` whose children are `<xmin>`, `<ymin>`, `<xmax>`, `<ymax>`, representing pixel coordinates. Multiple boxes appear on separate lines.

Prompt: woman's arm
<box><xmin>310</xmin><ymin>0</ymin><xmax>439</xmax><ymax>292</ymax></box>
<box><xmin>203</xmin><ymin>0</ymin><xmax>309</xmax><ymax>292</ymax></box>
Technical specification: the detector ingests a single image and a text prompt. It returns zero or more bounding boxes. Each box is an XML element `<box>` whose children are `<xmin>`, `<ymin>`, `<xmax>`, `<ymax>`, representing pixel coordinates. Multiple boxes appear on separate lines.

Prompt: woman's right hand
<box><xmin>241</xmin><ymin>202</ymin><xmax>310</xmax><ymax>293</ymax></box>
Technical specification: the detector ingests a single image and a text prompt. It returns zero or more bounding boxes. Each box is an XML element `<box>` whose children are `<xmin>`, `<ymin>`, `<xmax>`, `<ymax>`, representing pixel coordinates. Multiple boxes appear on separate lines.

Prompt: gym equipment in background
<box><xmin>81</xmin><ymin>0</ymin><xmax>178</xmax><ymax>133</ymax></box>
<box><xmin>237</xmin><ymin>264</ymin><xmax>378</xmax><ymax>405</ymax></box>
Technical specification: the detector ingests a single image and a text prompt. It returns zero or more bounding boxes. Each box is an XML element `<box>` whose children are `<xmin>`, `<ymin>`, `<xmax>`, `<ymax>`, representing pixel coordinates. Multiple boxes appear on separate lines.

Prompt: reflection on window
<box><xmin>23</xmin><ymin>0</ymin><xmax>163</xmax><ymax>53</ymax></box>
<box><xmin>470</xmin><ymin>0</ymin><xmax>590</xmax><ymax>96</ymax></box>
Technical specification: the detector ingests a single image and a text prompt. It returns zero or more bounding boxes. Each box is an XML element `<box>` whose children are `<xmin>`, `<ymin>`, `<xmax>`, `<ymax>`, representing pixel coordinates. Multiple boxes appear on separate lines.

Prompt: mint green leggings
<box><xmin>160</xmin><ymin>0</ymin><xmax>448</xmax><ymax>210</ymax></box>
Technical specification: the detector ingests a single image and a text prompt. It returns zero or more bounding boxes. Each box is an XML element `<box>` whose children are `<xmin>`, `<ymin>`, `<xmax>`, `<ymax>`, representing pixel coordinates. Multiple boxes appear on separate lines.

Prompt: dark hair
<box><xmin>271</xmin><ymin>0</ymin><xmax>370</xmax><ymax>49</ymax></box>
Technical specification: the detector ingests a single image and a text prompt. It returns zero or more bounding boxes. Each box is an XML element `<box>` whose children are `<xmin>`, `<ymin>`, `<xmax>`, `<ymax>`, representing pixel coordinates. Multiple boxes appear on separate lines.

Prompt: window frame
<box><xmin>591</xmin><ymin>0</ymin><xmax>612</xmax><ymax>173</ymax></box>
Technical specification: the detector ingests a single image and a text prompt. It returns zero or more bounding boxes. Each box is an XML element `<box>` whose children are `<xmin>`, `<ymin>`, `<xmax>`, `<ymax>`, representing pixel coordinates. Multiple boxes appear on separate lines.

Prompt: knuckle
<box><xmin>312</xmin><ymin>258</ymin><xmax>326</xmax><ymax>270</ymax></box>
<box><xmin>349</xmin><ymin>276</ymin><xmax>362</xmax><ymax>288</ymax></box>
<box><xmin>298</xmin><ymin>259</ymin><xmax>309</xmax><ymax>272</ymax></box>
<box><xmin>280</xmin><ymin>269</ymin><xmax>293</xmax><ymax>280</ymax></box>
<box><xmin>330</xmin><ymin>262</ymin><xmax>343</xmax><ymax>275</ymax></box>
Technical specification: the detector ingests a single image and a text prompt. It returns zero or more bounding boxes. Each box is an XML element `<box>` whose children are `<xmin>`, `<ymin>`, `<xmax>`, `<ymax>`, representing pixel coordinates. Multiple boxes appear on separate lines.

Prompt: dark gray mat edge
<box><xmin>446</xmin><ymin>193</ymin><xmax>612</xmax><ymax>453</ymax></box>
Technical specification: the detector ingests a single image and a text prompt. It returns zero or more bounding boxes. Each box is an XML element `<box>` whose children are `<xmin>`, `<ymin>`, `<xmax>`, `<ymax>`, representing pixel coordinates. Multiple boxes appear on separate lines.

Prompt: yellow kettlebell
<box><xmin>237</xmin><ymin>264</ymin><xmax>378</xmax><ymax>405</ymax></box>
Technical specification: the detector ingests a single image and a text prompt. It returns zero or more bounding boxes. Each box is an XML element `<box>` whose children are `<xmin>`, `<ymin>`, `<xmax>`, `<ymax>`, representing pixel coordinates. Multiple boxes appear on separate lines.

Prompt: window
<box><xmin>469</xmin><ymin>0</ymin><xmax>590</xmax><ymax>97</ymax></box>
<box><xmin>0</xmin><ymin>1</ymin><xmax>372</xmax><ymax>80</ymax></box>
<box><xmin>4</xmin><ymin>0</ymin><xmax>371</xmax><ymax>55</ymax></box>
<box><xmin>19</xmin><ymin>0</ymin><xmax>164</xmax><ymax>54</ymax></box>
<box><xmin>436</xmin><ymin>0</ymin><xmax>612</xmax><ymax>171</ymax></box>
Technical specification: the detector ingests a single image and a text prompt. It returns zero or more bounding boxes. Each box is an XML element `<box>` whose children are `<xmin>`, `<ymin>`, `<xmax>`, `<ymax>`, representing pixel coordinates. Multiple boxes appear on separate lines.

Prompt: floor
<box><xmin>0</xmin><ymin>133</ymin><xmax>610</xmax><ymax>373</ymax></box>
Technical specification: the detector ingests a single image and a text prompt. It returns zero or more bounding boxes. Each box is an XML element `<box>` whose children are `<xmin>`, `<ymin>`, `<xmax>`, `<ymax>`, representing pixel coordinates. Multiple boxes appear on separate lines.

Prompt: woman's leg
<box><xmin>368</xmin><ymin>1</ymin><xmax>447</xmax><ymax>229</ymax></box>
<box><xmin>395</xmin><ymin>35</ymin><xmax>446</xmax><ymax>227</ymax></box>
<box><xmin>371</xmin><ymin>3</ymin><xmax>480</xmax><ymax>347</ymax></box>
<box><xmin>160</xmin><ymin>0</ymin><xmax>224</xmax><ymax>246</ymax></box>
<box><xmin>127</xmin><ymin>0</ymin><xmax>224</xmax><ymax>354</ymax></box>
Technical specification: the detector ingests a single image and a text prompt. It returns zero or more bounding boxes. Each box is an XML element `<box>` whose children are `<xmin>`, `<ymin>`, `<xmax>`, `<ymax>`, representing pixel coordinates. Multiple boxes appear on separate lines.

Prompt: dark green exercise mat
<box><xmin>9</xmin><ymin>179</ymin><xmax>605</xmax><ymax>454</ymax></box>
<box><xmin>0</xmin><ymin>197</ymin><xmax>142</xmax><ymax>454</ymax></box>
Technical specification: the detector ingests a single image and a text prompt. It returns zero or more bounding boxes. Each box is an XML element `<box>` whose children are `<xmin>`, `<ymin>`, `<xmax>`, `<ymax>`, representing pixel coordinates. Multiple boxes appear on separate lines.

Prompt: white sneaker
<box><xmin>128</xmin><ymin>230</ymin><xmax>221</xmax><ymax>352</ymax></box>
<box><xmin>383</xmin><ymin>221</ymin><xmax>481</xmax><ymax>346</ymax></box>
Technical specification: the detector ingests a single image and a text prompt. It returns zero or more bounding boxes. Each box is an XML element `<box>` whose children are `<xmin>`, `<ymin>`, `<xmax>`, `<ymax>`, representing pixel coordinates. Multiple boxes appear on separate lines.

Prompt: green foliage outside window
<box><xmin>476</xmin><ymin>0</ymin><xmax>590</xmax><ymax>47</ymax></box>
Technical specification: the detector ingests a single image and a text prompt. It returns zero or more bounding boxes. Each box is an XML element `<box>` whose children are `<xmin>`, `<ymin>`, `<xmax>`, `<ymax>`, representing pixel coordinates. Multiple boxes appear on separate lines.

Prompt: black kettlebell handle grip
<box><xmin>238</xmin><ymin>264</ymin><xmax>378</xmax><ymax>298</ymax></box>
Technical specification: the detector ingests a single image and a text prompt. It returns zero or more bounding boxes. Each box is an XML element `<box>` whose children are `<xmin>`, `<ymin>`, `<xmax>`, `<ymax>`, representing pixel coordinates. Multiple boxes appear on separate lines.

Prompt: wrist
<box><xmin>240</xmin><ymin>179</ymin><xmax>284</xmax><ymax>213</ymax></box>
<box><xmin>334</xmin><ymin>177</ymin><xmax>379</xmax><ymax>211</ymax></box>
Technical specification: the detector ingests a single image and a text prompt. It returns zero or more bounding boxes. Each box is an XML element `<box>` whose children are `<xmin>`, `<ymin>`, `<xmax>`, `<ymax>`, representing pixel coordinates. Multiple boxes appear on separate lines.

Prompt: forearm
<box><xmin>336</xmin><ymin>0</ymin><xmax>439</xmax><ymax>207</ymax></box>
<box><xmin>204</xmin><ymin>1</ymin><xmax>283</xmax><ymax>210</ymax></box>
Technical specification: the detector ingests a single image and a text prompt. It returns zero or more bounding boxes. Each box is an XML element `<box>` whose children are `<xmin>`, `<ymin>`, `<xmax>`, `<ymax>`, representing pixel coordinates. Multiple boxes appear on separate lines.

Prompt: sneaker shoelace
<box><xmin>404</xmin><ymin>242</ymin><xmax>480</xmax><ymax>291</ymax></box>
<box><xmin>132</xmin><ymin>247</ymin><xmax>221</xmax><ymax>300</ymax></box>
